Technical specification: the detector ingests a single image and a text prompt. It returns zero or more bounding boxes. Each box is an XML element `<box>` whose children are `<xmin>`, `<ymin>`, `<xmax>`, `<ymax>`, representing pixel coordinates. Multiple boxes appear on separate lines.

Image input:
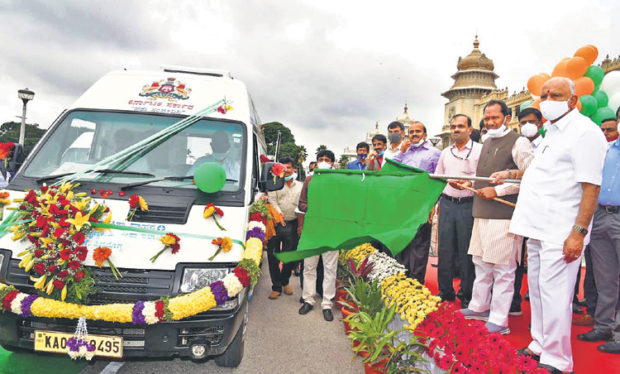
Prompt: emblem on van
<box><xmin>139</xmin><ymin>78</ymin><xmax>191</xmax><ymax>100</ymax></box>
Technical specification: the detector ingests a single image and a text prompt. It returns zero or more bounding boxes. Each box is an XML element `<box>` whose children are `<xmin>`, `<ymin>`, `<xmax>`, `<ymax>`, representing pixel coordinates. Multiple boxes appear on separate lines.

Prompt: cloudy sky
<box><xmin>0</xmin><ymin>0</ymin><xmax>617</xmax><ymax>160</ymax></box>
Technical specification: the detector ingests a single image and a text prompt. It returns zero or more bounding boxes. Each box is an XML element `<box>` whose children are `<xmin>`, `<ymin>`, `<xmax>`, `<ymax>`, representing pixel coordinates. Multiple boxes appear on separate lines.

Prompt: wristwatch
<box><xmin>572</xmin><ymin>224</ymin><xmax>588</xmax><ymax>236</ymax></box>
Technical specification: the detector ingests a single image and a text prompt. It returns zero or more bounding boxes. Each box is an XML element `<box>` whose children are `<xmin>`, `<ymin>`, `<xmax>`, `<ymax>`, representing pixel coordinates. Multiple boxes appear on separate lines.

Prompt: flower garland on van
<box><xmin>0</xmin><ymin>200</ymin><xmax>267</xmax><ymax>324</ymax></box>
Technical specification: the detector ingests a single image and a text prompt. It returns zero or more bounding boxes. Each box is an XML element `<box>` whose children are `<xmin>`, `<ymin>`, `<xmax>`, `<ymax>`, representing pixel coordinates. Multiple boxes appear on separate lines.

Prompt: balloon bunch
<box><xmin>524</xmin><ymin>45</ymin><xmax>616</xmax><ymax>125</ymax></box>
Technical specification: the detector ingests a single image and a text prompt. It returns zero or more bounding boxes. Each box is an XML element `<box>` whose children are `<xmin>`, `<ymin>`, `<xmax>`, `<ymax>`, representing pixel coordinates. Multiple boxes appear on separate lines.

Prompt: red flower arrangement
<box><xmin>415</xmin><ymin>303</ymin><xmax>543</xmax><ymax>374</ymax></box>
<box><xmin>203</xmin><ymin>203</ymin><xmax>225</xmax><ymax>230</ymax></box>
<box><xmin>150</xmin><ymin>233</ymin><xmax>181</xmax><ymax>263</ymax></box>
<box><xmin>0</xmin><ymin>142</ymin><xmax>15</xmax><ymax>165</ymax></box>
<box><xmin>93</xmin><ymin>246</ymin><xmax>122</xmax><ymax>280</ymax></box>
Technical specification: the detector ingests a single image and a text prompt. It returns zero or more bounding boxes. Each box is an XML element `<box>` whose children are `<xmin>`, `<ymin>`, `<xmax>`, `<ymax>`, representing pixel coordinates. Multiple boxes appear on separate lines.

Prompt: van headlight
<box><xmin>180</xmin><ymin>268</ymin><xmax>230</xmax><ymax>293</ymax></box>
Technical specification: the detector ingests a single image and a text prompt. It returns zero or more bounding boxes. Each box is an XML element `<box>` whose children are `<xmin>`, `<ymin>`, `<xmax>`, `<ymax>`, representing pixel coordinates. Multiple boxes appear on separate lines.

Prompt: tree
<box><xmin>316</xmin><ymin>144</ymin><xmax>327</xmax><ymax>154</ymax></box>
<box><xmin>0</xmin><ymin>121</ymin><xmax>47</xmax><ymax>156</ymax></box>
<box><xmin>297</xmin><ymin>145</ymin><xmax>308</xmax><ymax>165</ymax></box>
<box><xmin>262</xmin><ymin>122</ymin><xmax>295</xmax><ymax>155</ymax></box>
<box><xmin>339</xmin><ymin>154</ymin><xmax>350</xmax><ymax>169</ymax></box>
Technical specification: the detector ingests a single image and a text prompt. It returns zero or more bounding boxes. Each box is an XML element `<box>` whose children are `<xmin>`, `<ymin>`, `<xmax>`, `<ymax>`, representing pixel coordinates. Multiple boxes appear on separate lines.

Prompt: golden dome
<box><xmin>457</xmin><ymin>35</ymin><xmax>494</xmax><ymax>71</ymax></box>
<box><xmin>396</xmin><ymin>103</ymin><xmax>414</xmax><ymax>125</ymax></box>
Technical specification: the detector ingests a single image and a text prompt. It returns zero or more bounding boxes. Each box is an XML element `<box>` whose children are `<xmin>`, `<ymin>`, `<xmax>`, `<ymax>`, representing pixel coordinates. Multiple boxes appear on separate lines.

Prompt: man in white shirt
<box><xmin>266</xmin><ymin>157</ymin><xmax>303</xmax><ymax>300</ymax></box>
<box><xmin>501</xmin><ymin>77</ymin><xmax>608</xmax><ymax>373</ymax></box>
<box><xmin>384</xmin><ymin>121</ymin><xmax>406</xmax><ymax>160</ymax></box>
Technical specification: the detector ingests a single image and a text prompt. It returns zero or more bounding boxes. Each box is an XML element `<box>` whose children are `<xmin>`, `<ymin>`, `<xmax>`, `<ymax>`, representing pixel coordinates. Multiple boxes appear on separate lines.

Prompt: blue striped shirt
<box><xmin>599</xmin><ymin>139</ymin><xmax>620</xmax><ymax>206</ymax></box>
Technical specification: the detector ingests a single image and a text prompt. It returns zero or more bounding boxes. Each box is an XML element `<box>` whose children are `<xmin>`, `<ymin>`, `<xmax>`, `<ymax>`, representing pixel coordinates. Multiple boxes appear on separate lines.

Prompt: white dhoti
<box><xmin>302</xmin><ymin>251</ymin><xmax>338</xmax><ymax>309</ymax></box>
<box><xmin>468</xmin><ymin>218</ymin><xmax>522</xmax><ymax>327</ymax></box>
<box><xmin>527</xmin><ymin>238</ymin><xmax>582</xmax><ymax>372</ymax></box>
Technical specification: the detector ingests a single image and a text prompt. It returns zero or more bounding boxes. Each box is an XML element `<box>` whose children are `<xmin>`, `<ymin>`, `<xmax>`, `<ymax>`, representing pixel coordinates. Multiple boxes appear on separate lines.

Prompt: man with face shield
<box><xmin>498</xmin><ymin>78</ymin><xmax>607</xmax><ymax>373</ymax></box>
<box><xmin>458</xmin><ymin>100</ymin><xmax>534</xmax><ymax>336</ymax></box>
<box><xmin>190</xmin><ymin>131</ymin><xmax>240</xmax><ymax>182</ymax></box>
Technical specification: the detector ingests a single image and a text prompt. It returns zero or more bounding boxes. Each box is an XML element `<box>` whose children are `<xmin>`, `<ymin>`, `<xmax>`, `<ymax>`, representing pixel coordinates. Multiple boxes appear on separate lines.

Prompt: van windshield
<box><xmin>23</xmin><ymin>111</ymin><xmax>245</xmax><ymax>191</ymax></box>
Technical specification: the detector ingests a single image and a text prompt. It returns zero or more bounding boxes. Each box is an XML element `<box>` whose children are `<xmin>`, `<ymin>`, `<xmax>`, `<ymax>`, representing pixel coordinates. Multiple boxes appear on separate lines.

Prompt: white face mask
<box><xmin>481</xmin><ymin>134</ymin><xmax>489</xmax><ymax>142</ymax></box>
<box><xmin>284</xmin><ymin>172</ymin><xmax>297</xmax><ymax>181</ymax></box>
<box><xmin>520</xmin><ymin>122</ymin><xmax>539</xmax><ymax>138</ymax></box>
<box><xmin>485</xmin><ymin>122</ymin><xmax>506</xmax><ymax>138</ymax></box>
<box><xmin>540</xmin><ymin>100</ymin><xmax>570</xmax><ymax>121</ymax></box>
<box><xmin>317</xmin><ymin>161</ymin><xmax>332</xmax><ymax>169</ymax></box>
<box><xmin>412</xmin><ymin>138</ymin><xmax>425</xmax><ymax>147</ymax></box>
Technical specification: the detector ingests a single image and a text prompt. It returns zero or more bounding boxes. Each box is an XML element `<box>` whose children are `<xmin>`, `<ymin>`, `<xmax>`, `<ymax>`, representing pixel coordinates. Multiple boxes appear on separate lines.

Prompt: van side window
<box><xmin>252</xmin><ymin>133</ymin><xmax>259</xmax><ymax>191</ymax></box>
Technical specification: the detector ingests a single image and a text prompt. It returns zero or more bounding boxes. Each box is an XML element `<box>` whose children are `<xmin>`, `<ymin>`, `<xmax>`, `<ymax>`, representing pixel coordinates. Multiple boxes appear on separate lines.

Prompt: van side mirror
<box><xmin>259</xmin><ymin>162</ymin><xmax>284</xmax><ymax>192</ymax></box>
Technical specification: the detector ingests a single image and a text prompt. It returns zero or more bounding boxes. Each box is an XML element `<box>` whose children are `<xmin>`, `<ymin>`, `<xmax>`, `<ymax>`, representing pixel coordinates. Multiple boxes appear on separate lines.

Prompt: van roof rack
<box><xmin>160</xmin><ymin>65</ymin><xmax>233</xmax><ymax>79</ymax></box>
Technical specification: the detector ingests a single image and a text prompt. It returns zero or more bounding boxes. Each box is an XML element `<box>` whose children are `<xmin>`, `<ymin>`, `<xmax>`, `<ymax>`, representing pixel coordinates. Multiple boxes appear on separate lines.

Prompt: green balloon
<box><xmin>579</xmin><ymin>95</ymin><xmax>598</xmax><ymax>116</ymax></box>
<box><xmin>594</xmin><ymin>90</ymin><xmax>609</xmax><ymax>108</ymax></box>
<box><xmin>584</xmin><ymin>65</ymin><xmax>605</xmax><ymax>86</ymax></box>
<box><xmin>591</xmin><ymin>107</ymin><xmax>616</xmax><ymax>126</ymax></box>
<box><xmin>194</xmin><ymin>162</ymin><xmax>226</xmax><ymax>193</ymax></box>
<box><xmin>520</xmin><ymin>100</ymin><xmax>534</xmax><ymax>110</ymax></box>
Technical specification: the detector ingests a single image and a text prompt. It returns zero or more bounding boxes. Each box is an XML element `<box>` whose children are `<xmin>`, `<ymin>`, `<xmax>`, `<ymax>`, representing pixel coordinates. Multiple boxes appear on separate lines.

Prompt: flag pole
<box><xmin>429</xmin><ymin>174</ymin><xmax>521</xmax><ymax>184</ymax></box>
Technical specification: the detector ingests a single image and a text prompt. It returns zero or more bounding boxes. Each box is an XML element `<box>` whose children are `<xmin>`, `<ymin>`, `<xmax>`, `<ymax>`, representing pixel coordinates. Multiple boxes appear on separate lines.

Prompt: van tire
<box><xmin>214</xmin><ymin>320</ymin><xmax>245</xmax><ymax>367</ymax></box>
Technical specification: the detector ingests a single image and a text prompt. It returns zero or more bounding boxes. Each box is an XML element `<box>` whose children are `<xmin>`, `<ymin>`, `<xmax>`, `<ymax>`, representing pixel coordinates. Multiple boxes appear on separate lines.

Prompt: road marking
<box><xmin>100</xmin><ymin>361</ymin><xmax>125</xmax><ymax>374</ymax></box>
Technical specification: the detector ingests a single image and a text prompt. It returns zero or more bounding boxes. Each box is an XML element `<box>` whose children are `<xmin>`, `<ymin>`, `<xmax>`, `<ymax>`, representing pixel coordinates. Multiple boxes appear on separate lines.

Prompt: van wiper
<box><xmin>35</xmin><ymin>169</ymin><xmax>155</xmax><ymax>184</ymax></box>
<box><xmin>120</xmin><ymin>175</ymin><xmax>194</xmax><ymax>190</ymax></box>
<box><xmin>120</xmin><ymin>176</ymin><xmax>238</xmax><ymax>190</ymax></box>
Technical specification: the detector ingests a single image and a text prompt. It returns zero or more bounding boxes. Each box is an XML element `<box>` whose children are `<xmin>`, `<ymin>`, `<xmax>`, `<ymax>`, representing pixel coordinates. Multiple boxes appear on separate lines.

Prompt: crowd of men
<box><xmin>264</xmin><ymin>77</ymin><xmax>619</xmax><ymax>374</ymax></box>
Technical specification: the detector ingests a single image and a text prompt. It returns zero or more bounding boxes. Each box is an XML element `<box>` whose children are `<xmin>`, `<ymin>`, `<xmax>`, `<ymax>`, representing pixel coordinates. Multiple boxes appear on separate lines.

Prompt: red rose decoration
<box><xmin>128</xmin><ymin>194</ymin><xmax>140</xmax><ymax>209</ymax></box>
<box><xmin>36</xmin><ymin>215</ymin><xmax>47</xmax><ymax>228</ymax></box>
<box><xmin>68</xmin><ymin>260</ymin><xmax>81</xmax><ymax>270</ymax></box>
<box><xmin>232</xmin><ymin>267</ymin><xmax>250</xmax><ymax>287</ymax></box>
<box><xmin>73</xmin><ymin>232</ymin><xmax>85</xmax><ymax>245</ymax></box>
<box><xmin>47</xmin><ymin>265</ymin><xmax>57</xmax><ymax>274</ymax></box>
<box><xmin>74</xmin><ymin>270</ymin><xmax>85</xmax><ymax>282</ymax></box>
<box><xmin>40</xmin><ymin>185</ymin><xmax>49</xmax><ymax>193</ymax></box>
<box><xmin>34</xmin><ymin>249</ymin><xmax>44</xmax><ymax>258</ymax></box>
<box><xmin>74</xmin><ymin>246</ymin><xmax>88</xmax><ymax>261</ymax></box>
<box><xmin>53</xmin><ymin>228</ymin><xmax>67</xmax><ymax>239</ymax></box>
<box><xmin>250</xmin><ymin>212</ymin><xmax>267</xmax><ymax>225</ymax></box>
<box><xmin>2</xmin><ymin>290</ymin><xmax>19</xmax><ymax>311</ymax></box>
<box><xmin>33</xmin><ymin>262</ymin><xmax>46</xmax><ymax>275</ymax></box>
<box><xmin>271</xmin><ymin>163</ymin><xmax>285</xmax><ymax>178</ymax></box>
<box><xmin>60</xmin><ymin>249</ymin><xmax>72</xmax><ymax>260</ymax></box>
<box><xmin>91</xmin><ymin>188</ymin><xmax>97</xmax><ymax>194</ymax></box>
<box><xmin>53</xmin><ymin>280</ymin><xmax>65</xmax><ymax>289</ymax></box>
<box><xmin>57</xmin><ymin>270</ymin><xmax>69</xmax><ymax>278</ymax></box>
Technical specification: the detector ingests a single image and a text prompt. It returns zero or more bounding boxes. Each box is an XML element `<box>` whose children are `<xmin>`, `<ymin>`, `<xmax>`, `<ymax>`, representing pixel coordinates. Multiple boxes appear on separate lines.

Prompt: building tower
<box><xmin>438</xmin><ymin>36</ymin><xmax>498</xmax><ymax>147</ymax></box>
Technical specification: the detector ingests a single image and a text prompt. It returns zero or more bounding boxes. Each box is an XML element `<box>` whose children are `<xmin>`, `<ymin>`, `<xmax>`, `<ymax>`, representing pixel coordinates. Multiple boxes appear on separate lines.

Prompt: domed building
<box><xmin>438</xmin><ymin>36</ymin><xmax>499</xmax><ymax>147</ymax></box>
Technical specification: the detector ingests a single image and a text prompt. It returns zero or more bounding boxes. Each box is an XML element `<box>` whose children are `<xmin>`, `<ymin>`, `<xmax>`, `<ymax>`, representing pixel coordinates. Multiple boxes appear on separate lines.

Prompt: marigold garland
<box><xmin>0</xmin><ymin>202</ymin><xmax>268</xmax><ymax>324</ymax></box>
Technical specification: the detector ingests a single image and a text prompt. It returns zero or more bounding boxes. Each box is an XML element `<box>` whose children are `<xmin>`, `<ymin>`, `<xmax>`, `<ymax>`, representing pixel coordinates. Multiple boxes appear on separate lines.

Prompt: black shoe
<box><xmin>597</xmin><ymin>340</ymin><xmax>620</xmax><ymax>354</ymax></box>
<box><xmin>517</xmin><ymin>348</ymin><xmax>540</xmax><ymax>362</ymax></box>
<box><xmin>578</xmin><ymin>329</ymin><xmax>612</xmax><ymax>342</ymax></box>
<box><xmin>299</xmin><ymin>296</ymin><xmax>304</xmax><ymax>304</ymax></box>
<box><xmin>436</xmin><ymin>292</ymin><xmax>455</xmax><ymax>302</ymax></box>
<box><xmin>509</xmin><ymin>304</ymin><xmax>523</xmax><ymax>316</ymax></box>
<box><xmin>322</xmin><ymin>309</ymin><xmax>333</xmax><ymax>321</ymax></box>
<box><xmin>572</xmin><ymin>303</ymin><xmax>584</xmax><ymax>315</ymax></box>
<box><xmin>298</xmin><ymin>302</ymin><xmax>313</xmax><ymax>315</ymax></box>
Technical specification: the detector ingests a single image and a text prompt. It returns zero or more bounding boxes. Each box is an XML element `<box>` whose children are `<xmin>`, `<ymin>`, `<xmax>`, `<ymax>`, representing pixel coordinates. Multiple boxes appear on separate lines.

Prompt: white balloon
<box><xmin>600</xmin><ymin>70</ymin><xmax>620</xmax><ymax>111</ymax></box>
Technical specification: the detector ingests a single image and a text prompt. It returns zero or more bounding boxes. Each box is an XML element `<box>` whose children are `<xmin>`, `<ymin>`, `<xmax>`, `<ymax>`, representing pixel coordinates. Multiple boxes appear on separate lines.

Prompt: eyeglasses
<box><xmin>602</xmin><ymin>128</ymin><xmax>616</xmax><ymax>132</ymax></box>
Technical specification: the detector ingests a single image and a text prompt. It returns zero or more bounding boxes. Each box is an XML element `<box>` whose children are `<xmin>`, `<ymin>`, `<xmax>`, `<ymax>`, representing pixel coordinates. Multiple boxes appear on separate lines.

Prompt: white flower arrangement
<box><xmin>10</xmin><ymin>293</ymin><xmax>27</xmax><ymax>315</ymax></box>
<box><xmin>367</xmin><ymin>250</ymin><xmax>406</xmax><ymax>282</ymax></box>
<box><xmin>247</xmin><ymin>221</ymin><xmax>266</xmax><ymax>232</ymax></box>
<box><xmin>142</xmin><ymin>302</ymin><xmax>160</xmax><ymax>325</ymax></box>
<box><xmin>223</xmin><ymin>273</ymin><xmax>243</xmax><ymax>297</ymax></box>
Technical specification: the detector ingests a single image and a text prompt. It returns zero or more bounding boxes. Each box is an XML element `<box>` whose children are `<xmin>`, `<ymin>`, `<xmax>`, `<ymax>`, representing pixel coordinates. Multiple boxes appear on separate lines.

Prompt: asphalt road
<box><xmin>80</xmin><ymin>254</ymin><xmax>363</xmax><ymax>374</ymax></box>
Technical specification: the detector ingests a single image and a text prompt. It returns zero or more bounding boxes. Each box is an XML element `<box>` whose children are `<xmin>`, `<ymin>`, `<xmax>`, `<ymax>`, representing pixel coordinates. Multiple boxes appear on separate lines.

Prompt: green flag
<box><xmin>276</xmin><ymin>159</ymin><xmax>445</xmax><ymax>263</ymax></box>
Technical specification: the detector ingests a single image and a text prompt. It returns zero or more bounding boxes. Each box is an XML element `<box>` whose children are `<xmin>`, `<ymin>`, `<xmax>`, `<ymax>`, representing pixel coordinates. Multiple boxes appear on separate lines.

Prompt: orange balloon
<box><xmin>552</xmin><ymin>59</ymin><xmax>569</xmax><ymax>77</ymax></box>
<box><xmin>531</xmin><ymin>98</ymin><xmax>541</xmax><ymax>110</ymax></box>
<box><xmin>565</xmin><ymin>57</ymin><xmax>588</xmax><ymax>80</ymax></box>
<box><xmin>574</xmin><ymin>45</ymin><xmax>598</xmax><ymax>66</ymax></box>
<box><xmin>576</xmin><ymin>100</ymin><xmax>582</xmax><ymax>111</ymax></box>
<box><xmin>527</xmin><ymin>73</ymin><xmax>551</xmax><ymax>96</ymax></box>
<box><xmin>574</xmin><ymin>76</ymin><xmax>595</xmax><ymax>96</ymax></box>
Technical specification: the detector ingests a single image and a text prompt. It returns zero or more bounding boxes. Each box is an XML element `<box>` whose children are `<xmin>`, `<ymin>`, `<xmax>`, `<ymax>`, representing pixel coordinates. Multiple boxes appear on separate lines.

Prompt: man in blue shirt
<box><xmin>578</xmin><ymin>135</ymin><xmax>620</xmax><ymax>354</ymax></box>
<box><xmin>347</xmin><ymin>142</ymin><xmax>369</xmax><ymax>170</ymax></box>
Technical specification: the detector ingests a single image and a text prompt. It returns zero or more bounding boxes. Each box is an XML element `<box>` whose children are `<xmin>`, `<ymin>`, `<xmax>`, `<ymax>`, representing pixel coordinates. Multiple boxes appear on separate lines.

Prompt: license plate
<box><xmin>34</xmin><ymin>330</ymin><xmax>123</xmax><ymax>358</ymax></box>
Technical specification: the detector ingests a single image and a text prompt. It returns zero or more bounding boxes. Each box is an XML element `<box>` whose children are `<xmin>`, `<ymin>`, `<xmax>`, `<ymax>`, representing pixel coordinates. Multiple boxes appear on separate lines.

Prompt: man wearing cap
<box><xmin>503</xmin><ymin>77</ymin><xmax>607</xmax><ymax>373</ymax></box>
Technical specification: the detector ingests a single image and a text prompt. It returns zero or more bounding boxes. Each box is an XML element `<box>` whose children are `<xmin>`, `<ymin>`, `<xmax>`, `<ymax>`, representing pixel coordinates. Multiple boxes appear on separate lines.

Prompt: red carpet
<box><xmin>424</xmin><ymin>259</ymin><xmax>620</xmax><ymax>373</ymax></box>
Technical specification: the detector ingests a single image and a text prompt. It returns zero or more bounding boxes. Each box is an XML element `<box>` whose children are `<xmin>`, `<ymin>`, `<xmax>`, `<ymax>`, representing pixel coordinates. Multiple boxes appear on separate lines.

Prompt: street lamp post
<box><xmin>17</xmin><ymin>88</ymin><xmax>35</xmax><ymax>145</ymax></box>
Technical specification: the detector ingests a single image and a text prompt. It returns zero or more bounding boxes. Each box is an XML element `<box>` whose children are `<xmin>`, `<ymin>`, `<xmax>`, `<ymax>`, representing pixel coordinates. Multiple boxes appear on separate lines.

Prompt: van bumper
<box><xmin>0</xmin><ymin>295</ymin><xmax>247</xmax><ymax>359</ymax></box>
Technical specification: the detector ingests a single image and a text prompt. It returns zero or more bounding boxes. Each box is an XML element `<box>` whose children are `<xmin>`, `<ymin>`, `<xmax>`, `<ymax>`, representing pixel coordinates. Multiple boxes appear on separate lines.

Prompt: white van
<box><xmin>0</xmin><ymin>67</ymin><xmax>282</xmax><ymax>366</ymax></box>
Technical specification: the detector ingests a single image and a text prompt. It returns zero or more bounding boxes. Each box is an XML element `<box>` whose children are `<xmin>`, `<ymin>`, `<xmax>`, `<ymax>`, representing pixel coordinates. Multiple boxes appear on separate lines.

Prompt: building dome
<box><xmin>456</xmin><ymin>36</ymin><xmax>495</xmax><ymax>71</ymax></box>
<box><xmin>396</xmin><ymin>104</ymin><xmax>414</xmax><ymax>126</ymax></box>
